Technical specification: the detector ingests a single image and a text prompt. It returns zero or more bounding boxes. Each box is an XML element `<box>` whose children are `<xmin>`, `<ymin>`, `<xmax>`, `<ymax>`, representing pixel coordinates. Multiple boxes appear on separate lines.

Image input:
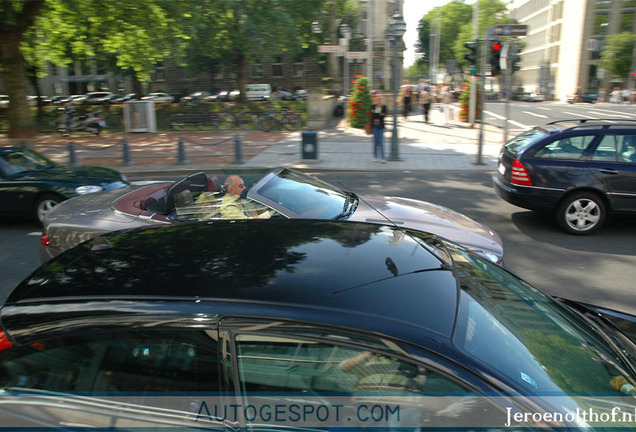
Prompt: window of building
<box><xmin>594</xmin><ymin>13</ymin><xmax>609</xmax><ymax>34</ymax></box>
<box><xmin>251</xmin><ymin>63</ymin><xmax>264</xmax><ymax>78</ymax></box>
<box><xmin>272</xmin><ymin>56</ymin><xmax>283</xmax><ymax>78</ymax></box>
<box><xmin>293</xmin><ymin>63</ymin><xmax>303</xmax><ymax>78</ymax></box>
<box><xmin>153</xmin><ymin>62</ymin><xmax>166</xmax><ymax>81</ymax></box>
<box><xmin>621</xmin><ymin>12</ymin><xmax>635</xmax><ymax>32</ymax></box>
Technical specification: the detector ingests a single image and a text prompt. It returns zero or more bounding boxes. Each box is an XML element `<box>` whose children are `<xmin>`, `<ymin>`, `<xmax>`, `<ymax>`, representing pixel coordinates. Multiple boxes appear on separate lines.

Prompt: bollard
<box><xmin>121</xmin><ymin>139</ymin><xmax>136</xmax><ymax>166</ymax></box>
<box><xmin>233</xmin><ymin>135</ymin><xmax>246</xmax><ymax>164</ymax></box>
<box><xmin>177</xmin><ymin>138</ymin><xmax>190</xmax><ymax>165</ymax></box>
<box><xmin>68</xmin><ymin>142</ymin><xmax>80</xmax><ymax>167</ymax></box>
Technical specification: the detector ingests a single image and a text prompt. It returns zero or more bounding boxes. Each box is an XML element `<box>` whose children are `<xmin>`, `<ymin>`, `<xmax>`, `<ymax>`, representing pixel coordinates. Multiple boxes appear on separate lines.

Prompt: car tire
<box><xmin>555</xmin><ymin>191</ymin><xmax>606</xmax><ymax>235</ymax></box>
<box><xmin>34</xmin><ymin>194</ymin><xmax>62</xmax><ymax>224</ymax></box>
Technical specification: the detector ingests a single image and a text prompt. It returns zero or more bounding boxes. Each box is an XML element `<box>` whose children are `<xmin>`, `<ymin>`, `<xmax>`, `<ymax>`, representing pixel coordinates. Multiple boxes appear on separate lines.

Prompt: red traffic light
<box><xmin>492</xmin><ymin>42</ymin><xmax>501</xmax><ymax>51</ymax></box>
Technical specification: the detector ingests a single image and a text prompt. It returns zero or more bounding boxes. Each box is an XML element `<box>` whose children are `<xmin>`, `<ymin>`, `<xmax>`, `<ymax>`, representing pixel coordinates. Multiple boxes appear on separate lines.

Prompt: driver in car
<box><xmin>197</xmin><ymin>175</ymin><xmax>272</xmax><ymax>220</ymax></box>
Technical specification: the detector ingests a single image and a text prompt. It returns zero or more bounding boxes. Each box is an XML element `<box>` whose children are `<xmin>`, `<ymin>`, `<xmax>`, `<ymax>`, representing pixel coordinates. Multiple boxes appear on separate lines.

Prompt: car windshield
<box><xmin>504</xmin><ymin>128</ymin><xmax>548</xmax><ymax>156</ymax></box>
<box><xmin>447</xmin><ymin>242</ymin><xmax>635</xmax><ymax>400</ymax></box>
<box><xmin>0</xmin><ymin>149</ymin><xmax>57</xmax><ymax>176</ymax></box>
<box><xmin>256</xmin><ymin>169</ymin><xmax>356</xmax><ymax>219</ymax></box>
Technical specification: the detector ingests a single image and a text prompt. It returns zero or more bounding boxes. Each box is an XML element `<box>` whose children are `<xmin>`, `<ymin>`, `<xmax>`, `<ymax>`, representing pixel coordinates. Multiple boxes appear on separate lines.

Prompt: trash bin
<box><xmin>301</xmin><ymin>131</ymin><xmax>318</xmax><ymax>160</ymax></box>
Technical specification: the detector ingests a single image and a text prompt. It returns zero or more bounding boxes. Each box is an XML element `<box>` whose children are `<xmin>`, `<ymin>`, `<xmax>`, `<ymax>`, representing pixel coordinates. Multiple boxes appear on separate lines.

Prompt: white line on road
<box><xmin>564</xmin><ymin>111</ymin><xmax>596</xmax><ymax>118</ymax></box>
<box><xmin>522</xmin><ymin>111</ymin><xmax>548</xmax><ymax>119</ymax></box>
<box><xmin>484</xmin><ymin>110</ymin><xmax>531</xmax><ymax>130</ymax></box>
<box><xmin>588</xmin><ymin>110</ymin><xmax>632</xmax><ymax>118</ymax></box>
<box><xmin>28</xmin><ymin>232</ymin><xmax>41</xmax><ymax>236</ymax></box>
<box><xmin>485</xmin><ymin>110</ymin><xmax>505</xmax><ymax>120</ymax></box>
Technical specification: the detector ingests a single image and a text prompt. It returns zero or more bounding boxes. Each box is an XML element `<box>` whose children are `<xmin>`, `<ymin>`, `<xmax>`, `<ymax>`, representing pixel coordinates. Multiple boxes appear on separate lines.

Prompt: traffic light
<box><xmin>490</xmin><ymin>41</ymin><xmax>502</xmax><ymax>76</ymax></box>
<box><xmin>464</xmin><ymin>41</ymin><xmax>478</xmax><ymax>66</ymax></box>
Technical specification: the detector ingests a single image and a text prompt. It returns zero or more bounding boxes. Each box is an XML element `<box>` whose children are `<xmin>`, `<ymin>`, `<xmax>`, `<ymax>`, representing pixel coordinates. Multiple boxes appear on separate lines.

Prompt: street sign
<box><xmin>318</xmin><ymin>45</ymin><xmax>344</xmax><ymax>55</ymax></box>
<box><xmin>493</xmin><ymin>25</ymin><xmax>528</xmax><ymax>37</ymax></box>
<box><xmin>346</xmin><ymin>51</ymin><xmax>371</xmax><ymax>60</ymax></box>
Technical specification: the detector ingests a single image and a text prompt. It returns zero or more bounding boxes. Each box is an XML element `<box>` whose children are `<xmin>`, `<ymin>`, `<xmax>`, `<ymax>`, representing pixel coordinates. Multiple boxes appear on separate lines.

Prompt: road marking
<box><xmin>536</xmin><ymin>107</ymin><xmax>552</xmax><ymax>111</ymax></box>
<box><xmin>587</xmin><ymin>107</ymin><xmax>636</xmax><ymax>117</ymax></box>
<box><xmin>522</xmin><ymin>111</ymin><xmax>548</xmax><ymax>118</ymax></box>
<box><xmin>588</xmin><ymin>110</ymin><xmax>632</xmax><ymax>118</ymax></box>
<box><xmin>485</xmin><ymin>110</ymin><xmax>531</xmax><ymax>130</ymax></box>
<box><xmin>485</xmin><ymin>110</ymin><xmax>505</xmax><ymax>120</ymax></box>
<box><xmin>564</xmin><ymin>111</ymin><xmax>596</xmax><ymax>118</ymax></box>
<box><xmin>28</xmin><ymin>232</ymin><xmax>41</xmax><ymax>236</ymax></box>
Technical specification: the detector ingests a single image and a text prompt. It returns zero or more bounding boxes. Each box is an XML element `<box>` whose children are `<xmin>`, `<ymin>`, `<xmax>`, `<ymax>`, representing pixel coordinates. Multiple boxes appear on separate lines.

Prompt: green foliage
<box><xmin>600</xmin><ymin>32</ymin><xmax>636</xmax><ymax>80</ymax></box>
<box><xmin>347</xmin><ymin>75</ymin><xmax>371</xmax><ymax>129</ymax></box>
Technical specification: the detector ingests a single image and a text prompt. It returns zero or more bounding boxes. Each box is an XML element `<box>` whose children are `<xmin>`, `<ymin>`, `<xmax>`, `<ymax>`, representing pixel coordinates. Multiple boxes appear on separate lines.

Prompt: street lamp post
<box><xmin>387</xmin><ymin>3</ymin><xmax>406</xmax><ymax>161</ymax></box>
<box><xmin>340</xmin><ymin>23</ymin><xmax>351</xmax><ymax>95</ymax></box>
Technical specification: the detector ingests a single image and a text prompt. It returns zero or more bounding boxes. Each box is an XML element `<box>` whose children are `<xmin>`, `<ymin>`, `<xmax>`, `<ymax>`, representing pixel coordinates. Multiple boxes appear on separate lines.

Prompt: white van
<box><xmin>245</xmin><ymin>84</ymin><xmax>271</xmax><ymax>101</ymax></box>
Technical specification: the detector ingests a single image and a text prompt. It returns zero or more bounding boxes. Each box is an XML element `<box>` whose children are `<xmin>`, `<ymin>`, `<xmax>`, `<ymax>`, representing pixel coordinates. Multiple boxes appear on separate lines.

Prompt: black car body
<box><xmin>1</xmin><ymin>220</ymin><xmax>636</xmax><ymax>430</ymax></box>
<box><xmin>493</xmin><ymin>119</ymin><xmax>636</xmax><ymax>234</ymax></box>
<box><xmin>0</xmin><ymin>147</ymin><xmax>128</xmax><ymax>222</ymax></box>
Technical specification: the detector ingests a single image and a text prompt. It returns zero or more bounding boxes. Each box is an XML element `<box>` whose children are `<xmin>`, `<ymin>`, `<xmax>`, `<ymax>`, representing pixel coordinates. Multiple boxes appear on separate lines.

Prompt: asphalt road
<box><xmin>1</xmin><ymin>170</ymin><xmax>635</xmax><ymax>316</ymax></box>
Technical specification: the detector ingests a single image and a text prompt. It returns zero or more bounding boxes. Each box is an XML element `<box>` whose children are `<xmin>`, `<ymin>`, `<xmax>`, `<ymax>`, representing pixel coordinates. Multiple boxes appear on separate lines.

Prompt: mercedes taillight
<box><xmin>510</xmin><ymin>159</ymin><xmax>533</xmax><ymax>186</ymax></box>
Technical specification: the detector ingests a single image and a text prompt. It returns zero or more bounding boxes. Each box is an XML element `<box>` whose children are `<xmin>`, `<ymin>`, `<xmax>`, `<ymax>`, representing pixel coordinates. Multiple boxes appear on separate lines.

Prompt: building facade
<box><xmin>510</xmin><ymin>0</ymin><xmax>636</xmax><ymax>101</ymax></box>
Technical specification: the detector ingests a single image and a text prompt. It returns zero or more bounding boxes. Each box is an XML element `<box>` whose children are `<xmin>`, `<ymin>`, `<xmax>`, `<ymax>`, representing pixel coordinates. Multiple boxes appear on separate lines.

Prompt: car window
<box><xmin>0</xmin><ymin>329</ymin><xmax>220</xmax><ymax>393</ymax></box>
<box><xmin>532</xmin><ymin>135</ymin><xmax>592</xmax><ymax>159</ymax></box>
<box><xmin>595</xmin><ymin>134</ymin><xmax>636</xmax><ymax>163</ymax></box>
<box><xmin>229</xmin><ymin>333</ymin><xmax>502</xmax><ymax>429</ymax></box>
<box><xmin>0</xmin><ymin>150</ymin><xmax>54</xmax><ymax>174</ymax></box>
<box><xmin>444</xmin><ymin>240</ymin><xmax>636</xmax><ymax>398</ymax></box>
<box><xmin>504</xmin><ymin>128</ymin><xmax>548</xmax><ymax>156</ymax></box>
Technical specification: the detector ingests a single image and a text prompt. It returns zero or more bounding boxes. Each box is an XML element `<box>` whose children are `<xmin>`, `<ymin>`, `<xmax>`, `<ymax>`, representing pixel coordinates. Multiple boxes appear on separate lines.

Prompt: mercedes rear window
<box><xmin>504</xmin><ymin>128</ymin><xmax>548</xmax><ymax>156</ymax></box>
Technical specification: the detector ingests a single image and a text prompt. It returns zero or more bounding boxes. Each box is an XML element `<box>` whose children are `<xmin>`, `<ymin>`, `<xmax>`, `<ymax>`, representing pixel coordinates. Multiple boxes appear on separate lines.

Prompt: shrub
<box><xmin>347</xmin><ymin>75</ymin><xmax>372</xmax><ymax>129</ymax></box>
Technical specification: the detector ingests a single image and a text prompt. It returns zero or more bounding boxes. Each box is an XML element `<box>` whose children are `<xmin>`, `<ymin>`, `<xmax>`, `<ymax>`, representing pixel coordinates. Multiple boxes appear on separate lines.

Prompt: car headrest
<box><xmin>139</xmin><ymin>197</ymin><xmax>157</xmax><ymax>210</ymax></box>
<box><xmin>207</xmin><ymin>175</ymin><xmax>222</xmax><ymax>192</ymax></box>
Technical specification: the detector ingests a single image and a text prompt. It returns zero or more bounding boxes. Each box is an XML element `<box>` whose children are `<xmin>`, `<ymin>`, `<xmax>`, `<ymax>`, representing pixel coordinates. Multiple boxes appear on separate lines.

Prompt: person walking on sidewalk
<box><xmin>371</xmin><ymin>91</ymin><xmax>387</xmax><ymax>162</ymax></box>
<box><xmin>397</xmin><ymin>79</ymin><xmax>412</xmax><ymax>120</ymax></box>
<box><xmin>420</xmin><ymin>88</ymin><xmax>433</xmax><ymax>124</ymax></box>
<box><xmin>440</xmin><ymin>86</ymin><xmax>454</xmax><ymax>126</ymax></box>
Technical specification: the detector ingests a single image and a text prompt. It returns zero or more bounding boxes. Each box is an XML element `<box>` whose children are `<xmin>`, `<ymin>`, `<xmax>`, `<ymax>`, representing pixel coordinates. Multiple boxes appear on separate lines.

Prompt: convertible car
<box><xmin>40</xmin><ymin>168</ymin><xmax>504</xmax><ymax>263</ymax></box>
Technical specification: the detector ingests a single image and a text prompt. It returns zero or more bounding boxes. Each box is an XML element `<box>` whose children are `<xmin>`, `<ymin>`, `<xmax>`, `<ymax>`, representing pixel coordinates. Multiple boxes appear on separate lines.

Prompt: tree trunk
<box><xmin>237</xmin><ymin>54</ymin><xmax>247</xmax><ymax>103</ymax></box>
<box><xmin>0</xmin><ymin>31</ymin><xmax>36</xmax><ymax>138</ymax></box>
<box><xmin>0</xmin><ymin>0</ymin><xmax>45</xmax><ymax>139</ymax></box>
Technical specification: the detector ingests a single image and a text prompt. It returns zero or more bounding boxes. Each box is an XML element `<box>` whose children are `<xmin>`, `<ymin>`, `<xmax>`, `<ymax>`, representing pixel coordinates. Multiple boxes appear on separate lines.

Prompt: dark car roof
<box><xmin>538</xmin><ymin>119</ymin><xmax>636</xmax><ymax>135</ymax></box>
<box><xmin>6</xmin><ymin>220</ymin><xmax>459</xmax><ymax>338</ymax></box>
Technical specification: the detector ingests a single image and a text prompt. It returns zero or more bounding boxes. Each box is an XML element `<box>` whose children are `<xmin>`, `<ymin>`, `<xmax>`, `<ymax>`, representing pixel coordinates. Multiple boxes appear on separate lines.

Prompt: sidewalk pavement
<box><xmin>2</xmin><ymin>107</ymin><xmax>507</xmax><ymax>176</ymax></box>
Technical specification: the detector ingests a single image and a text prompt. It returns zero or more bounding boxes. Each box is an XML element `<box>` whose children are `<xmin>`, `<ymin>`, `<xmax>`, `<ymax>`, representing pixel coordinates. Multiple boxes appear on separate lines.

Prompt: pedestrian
<box><xmin>371</xmin><ymin>91</ymin><xmax>387</xmax><ymax>162</ymax></box>
<box><xmin>441</xmin><ymin>86</ymin><xmax>454</xmax><ymax>126</ymax></box>
<box><xmin>420</xmin><ymin>88</ymin><xmax>433</xmax><ymax>124</ymax></box>
<box><xmin>396</xmin><ymin>79</ymin><xmax>412</xmax><ymax>119</ymax></box>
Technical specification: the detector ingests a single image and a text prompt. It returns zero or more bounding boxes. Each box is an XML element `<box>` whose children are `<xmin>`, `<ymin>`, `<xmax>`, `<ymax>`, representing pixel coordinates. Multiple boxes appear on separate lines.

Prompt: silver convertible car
<box><xmin>40</xmin><ymin>167</ymin><xmax>504</xmax><ymax>263</ymax></box>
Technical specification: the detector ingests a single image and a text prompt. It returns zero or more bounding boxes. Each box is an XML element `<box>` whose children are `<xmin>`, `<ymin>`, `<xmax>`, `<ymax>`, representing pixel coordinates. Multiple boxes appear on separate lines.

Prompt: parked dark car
<box><xmin>0</xmin><ymin>147</ymin><xmax>129</xmax><ymax>223</ymax></box>
<box><xmin>39</xmin><ymin>168</ymin><xmax>503</xmax><ymax>264</ymax></box>
<box><xmin>493</xmin><ymin>119</ymin><xmax>636</xmax><ymax>234</ymax></box>
<box><xmin>181</xmin><ymin>91</ymin><xmax>212</xmax><ymax>103</ymax></box>
<box><xmin>2</xmin><ymin>219</ymin><xmax>636</xmax><ymax>430</ymax></box>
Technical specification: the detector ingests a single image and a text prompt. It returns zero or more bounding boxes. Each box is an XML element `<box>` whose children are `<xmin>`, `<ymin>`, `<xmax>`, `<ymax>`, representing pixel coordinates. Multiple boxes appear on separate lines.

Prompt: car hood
<box><xmin>14</xmin><ymin>165</ymin><xmax>124</xmax><ymax>186</ymax></box>
<box><xmin>350</xmin><ymin>195</ymin><xmax>503</xmax><ymax>261</ymax></box>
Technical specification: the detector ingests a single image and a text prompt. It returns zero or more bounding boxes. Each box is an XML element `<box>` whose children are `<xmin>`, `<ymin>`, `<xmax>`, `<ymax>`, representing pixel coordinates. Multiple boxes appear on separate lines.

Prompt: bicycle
<box><xmin>259</xmin><ymin>105</ymin><xmax>301</xmax><ymax>132</ymax></box>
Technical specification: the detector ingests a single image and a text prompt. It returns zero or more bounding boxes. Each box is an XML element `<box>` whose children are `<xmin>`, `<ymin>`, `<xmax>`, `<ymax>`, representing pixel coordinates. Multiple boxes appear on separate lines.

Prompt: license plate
<box><xmin>498</xmin><ymin>163</ymin><xmax>506</xmax><ymax>176</ymax></box>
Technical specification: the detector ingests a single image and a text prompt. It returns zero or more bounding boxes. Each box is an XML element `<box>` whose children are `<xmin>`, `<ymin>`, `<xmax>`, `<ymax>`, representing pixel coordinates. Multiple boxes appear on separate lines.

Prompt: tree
<box><xmin>416</xmin><ymin>1</ymin><xmax>472</xmax><ymax>72</ymax></box>
<box><xmin>0</xmin><ymin>0</ymin><xmax>46</xmax><ymax>138</ymax></box>
<box><xmin>453</xmin><ymin>0</ymin><xmax>509</xmax><ymax>69</ymax></box>
<box><xmin>600</xmin><ymin>32</ymin><xmax>636</xmax><ymax>82</ymax></box>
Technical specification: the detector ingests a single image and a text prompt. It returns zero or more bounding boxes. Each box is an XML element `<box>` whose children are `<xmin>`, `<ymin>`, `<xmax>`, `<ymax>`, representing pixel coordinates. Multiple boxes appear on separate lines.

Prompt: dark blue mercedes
<box><xmin>494</xmin><ymin>119</ymin><xmax>636</xmax><ymax>234</ymax></box>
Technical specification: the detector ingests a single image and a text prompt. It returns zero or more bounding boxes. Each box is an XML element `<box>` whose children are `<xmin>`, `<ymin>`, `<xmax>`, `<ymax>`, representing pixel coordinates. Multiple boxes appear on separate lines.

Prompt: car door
<box><xmin>0</xmin><ymin>152</ymin><xmax>35</xmax><ymax>217</ymax></box>
<box><xmin>586</xmin><ymin>133</ymin><xmax>636</xmax><ymax>212</ymax></box>
<box><xmin>219</xmin><ymin>318</ymin><xmax>517</xmax><ymax>431</ymax></box>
